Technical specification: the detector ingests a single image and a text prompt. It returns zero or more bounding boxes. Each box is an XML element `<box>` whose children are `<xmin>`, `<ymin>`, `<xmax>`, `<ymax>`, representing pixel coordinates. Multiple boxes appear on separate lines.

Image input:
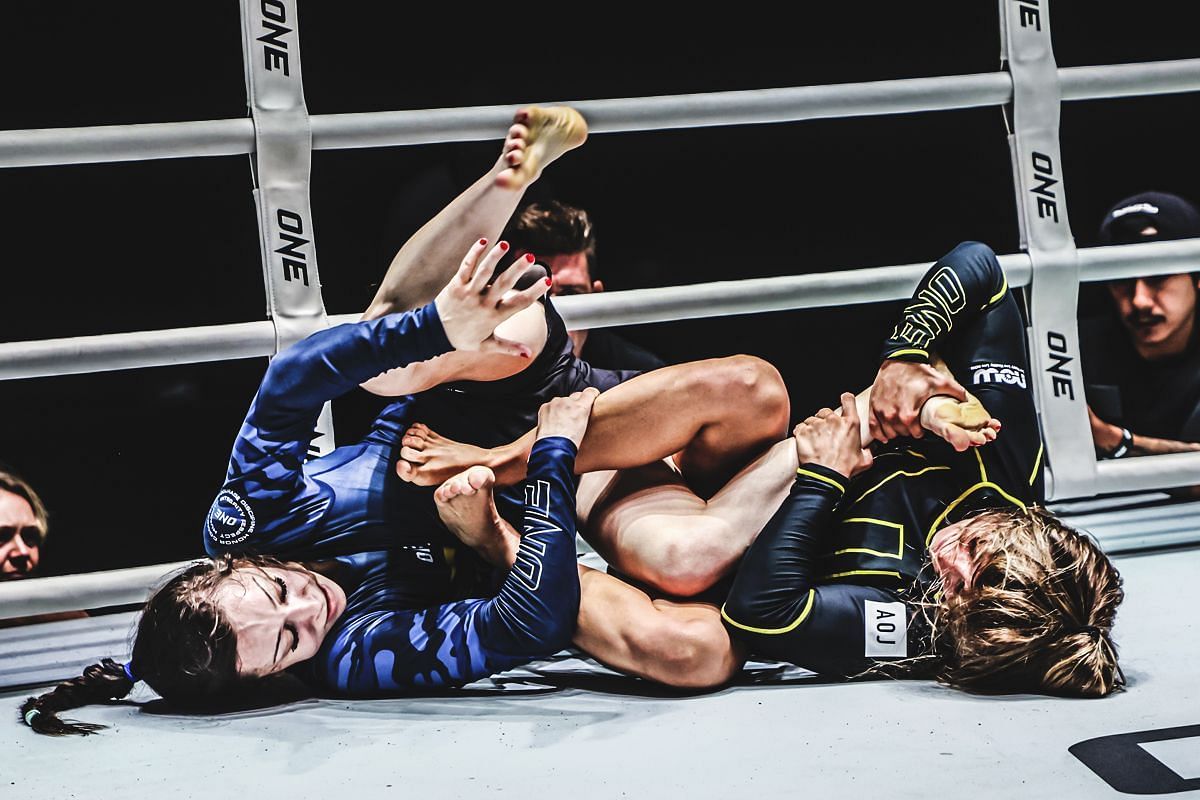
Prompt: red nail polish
<box><xmin>499</xmin><ymin>241</ymin><xmax>509</xmax><ymax>251</ymax></box>
<box><xmin>544</xmin><ymin>277</ymin><xmax>553</xmax><ymax>286</ymax></box>
<box><xmin>479</xmin><ymin>238</ymin><xmax>487</xmax><ymax>245</ymax></box>
<box><xmin>526</xmin><ymin>253</ymin><xmax>536</xmax><ymax>262</ymax></box>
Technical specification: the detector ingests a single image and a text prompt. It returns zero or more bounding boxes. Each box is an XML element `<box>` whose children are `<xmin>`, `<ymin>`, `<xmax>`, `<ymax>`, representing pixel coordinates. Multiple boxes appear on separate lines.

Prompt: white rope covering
<box><xmin>0</xmin><ymin>321</ymin><xmax>274</xmax><ymax>381</ymax></box>
<box><xmin>0</xmin><ymin>562</ymin><xmax>190</xmax><ymax>619</ymax></box>
<box><xmin>1095</xmin><ymin>452</ymin><xmax>1200</xmax><ymax>495</ymax></box>
<box><xmin>7</xmin><ymin>239</ymin><xmax>1200</xmax><ymax>381</ymax></box>
<box><xmin>1</xmin><ymin>60</ymin><xmax>1198</xmax><ymax>169</ymax></box>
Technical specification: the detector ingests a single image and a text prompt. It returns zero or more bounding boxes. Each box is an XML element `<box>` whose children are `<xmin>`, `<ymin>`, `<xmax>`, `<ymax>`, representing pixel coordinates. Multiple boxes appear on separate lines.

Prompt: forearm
<box><xmin>255</xmin><ymin>303</ymin><xmax>451</xmax><ymax>426</ymax></box>
<box><xmin>881</xmin><ymin>242</ymin><xmax>1006</xmax><ymax>364</ymax></box>
<box><xmin>1127</xmin><ymin>432</ymin><xmax>1200</xmax><ymax>456</ymax></box>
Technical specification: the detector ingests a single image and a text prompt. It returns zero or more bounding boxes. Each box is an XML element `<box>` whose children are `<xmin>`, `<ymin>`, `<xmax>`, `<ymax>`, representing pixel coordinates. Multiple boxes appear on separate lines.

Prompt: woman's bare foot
<box><xmin>397</xmin><ymin>423</ymin><xmax>516</xmax><ymax>486</ymax></box>
<box><xmin>921</xmin><ymin>393</ymin><xmax>1002</xmax><ymax>452</ymax></box>
<box><xmin>494</xmin><ymin>106</ymin><xmax>588</xmax><ymax>190</ymax></box>
<box><xmin>434</xmin><ymin>466</ymin><xmax>519</xmax><ymax>568</ymax></box>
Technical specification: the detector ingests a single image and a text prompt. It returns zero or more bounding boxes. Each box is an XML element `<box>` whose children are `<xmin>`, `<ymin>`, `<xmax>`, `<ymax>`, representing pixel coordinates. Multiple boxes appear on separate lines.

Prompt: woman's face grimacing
<box><xmin>929</xmin><ymin>517</ymin><xmax>986</xmax><ymax>601</ymax></box>
<box><xmin>210</xmin><ymin>564</ymin><xmax>347</xmax><ymax>677</ymax></box>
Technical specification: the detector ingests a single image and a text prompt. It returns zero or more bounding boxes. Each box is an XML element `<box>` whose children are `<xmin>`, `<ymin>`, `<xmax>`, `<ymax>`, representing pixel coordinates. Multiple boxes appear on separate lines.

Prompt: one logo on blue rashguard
<box><xmin>205</xmin><ymin>490</ymin><xmax>256</xmax><ymax>547</ymax></box>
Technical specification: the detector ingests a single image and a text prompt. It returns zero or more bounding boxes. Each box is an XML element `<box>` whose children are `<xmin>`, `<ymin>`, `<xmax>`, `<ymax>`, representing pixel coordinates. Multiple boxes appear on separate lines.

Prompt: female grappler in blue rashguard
<box><xmin>203</xmin><ymin>240</ymin><xmax>591</xmax><ymax>692</ymax></box>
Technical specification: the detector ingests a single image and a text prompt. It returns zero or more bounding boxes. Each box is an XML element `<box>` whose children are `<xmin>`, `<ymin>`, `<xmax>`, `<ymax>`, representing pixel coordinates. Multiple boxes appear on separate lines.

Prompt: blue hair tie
<box><xmin>122</xmin><ymin>662</ymin><xmax>137</xmax><ymax>683</ymax></box>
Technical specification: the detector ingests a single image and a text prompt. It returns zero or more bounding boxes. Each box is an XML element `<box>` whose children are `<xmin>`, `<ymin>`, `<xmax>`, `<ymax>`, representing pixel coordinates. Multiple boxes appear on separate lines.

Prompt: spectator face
<box><xmin>543</xmin><ymin>252</ymin><xmax>602</xmax><ymax>296</ymax></box>
<box><xmin>0</xmin><ymin>488</ymin><xmax>41</xmax><ymax>578</ymax></box>
<box><xmin>1107</xmin><ymin>272</ymin><xmax>1200</xmax><ymax>358</ymax></box>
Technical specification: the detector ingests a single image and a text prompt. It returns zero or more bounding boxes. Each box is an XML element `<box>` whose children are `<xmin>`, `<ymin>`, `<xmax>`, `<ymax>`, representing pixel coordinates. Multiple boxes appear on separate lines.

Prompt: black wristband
<box><xmin>1108</xmin><ymin>427</ymin><xmax>1134</xmax><ymax>459</ymax></box>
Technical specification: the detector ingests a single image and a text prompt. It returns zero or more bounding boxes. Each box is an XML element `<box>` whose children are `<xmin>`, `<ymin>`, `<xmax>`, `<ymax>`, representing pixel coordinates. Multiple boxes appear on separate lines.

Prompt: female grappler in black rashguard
<box><xmin>722</xmin><ymin>241</ymin><xmax>1045</xmax><ymax>675</ymax></box>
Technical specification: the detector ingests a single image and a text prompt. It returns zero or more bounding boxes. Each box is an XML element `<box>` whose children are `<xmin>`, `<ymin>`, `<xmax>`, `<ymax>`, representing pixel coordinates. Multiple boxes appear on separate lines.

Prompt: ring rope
<box><xmin>1</xmin><ymin>60</ymin><xmax>1199</xmax><ymax>170</ymax></box>
<box><xmin>5</xmin><ymin>239</ymin><xmax>1200</xmax><ymax>382</ymax></box>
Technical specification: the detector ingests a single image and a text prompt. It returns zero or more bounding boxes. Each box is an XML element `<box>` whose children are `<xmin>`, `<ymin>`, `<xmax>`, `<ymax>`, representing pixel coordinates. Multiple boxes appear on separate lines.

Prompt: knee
<box><xmin>701</xmin><ymin>356</ymin><xmax>789</xmax><ymax>425</ymax></box>
<box><xmin>648</xmin><ymin>535</ymin><xmax>728</xmax><ymax>598</ymax></box>
<box><xmin>722</xmin><ymin>581</ymin><xmax>802</xmax><ymax>637</ymax></box>
<box><xmin>633</xmin><ymin>616</ymin><xmax>738</xmax><ymax>690</ymax></box>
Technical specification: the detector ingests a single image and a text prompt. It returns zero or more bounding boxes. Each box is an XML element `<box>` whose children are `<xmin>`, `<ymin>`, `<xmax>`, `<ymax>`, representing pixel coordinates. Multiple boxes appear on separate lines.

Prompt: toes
<box><xmin>400</xmin><ymin>446</ymin><xmax>429</xmax><ymax>463</ymax></box>
<box><xmin>466</xmin><ymin>466</ymin><xmax>495</xmax><ymax>491</ymax></box>
<box><xmin>396</xmin><ymin>460</ymin><xmax>414</xmax><ymax>481</ymax></box>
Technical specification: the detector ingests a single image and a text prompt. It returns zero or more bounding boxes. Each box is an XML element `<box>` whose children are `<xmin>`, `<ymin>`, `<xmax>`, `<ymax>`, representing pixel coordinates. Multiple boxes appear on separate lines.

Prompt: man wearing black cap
<box><xmin>1082</xmin><ymin>191</ymin><xmax>1200</xmax><ymax>461</ymax></box>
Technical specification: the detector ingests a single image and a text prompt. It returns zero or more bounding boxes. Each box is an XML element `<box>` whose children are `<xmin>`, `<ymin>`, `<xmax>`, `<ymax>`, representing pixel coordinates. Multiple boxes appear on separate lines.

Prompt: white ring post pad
<box><xmin>239</xmin><ymin>0</ymin><xmax>334</xmax><ymax>457</ymax></box>
<box><xmin>1000</xmin><ymin>0</ymin><xmax>1095</xmax><ymax>499</ymax></box>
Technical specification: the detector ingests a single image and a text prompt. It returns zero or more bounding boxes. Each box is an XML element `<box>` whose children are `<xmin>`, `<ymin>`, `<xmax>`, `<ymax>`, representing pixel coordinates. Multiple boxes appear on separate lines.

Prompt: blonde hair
<box><xmin>912</xmin><ymin>507</ymin><xmax>1124</xmax><ymax>697</ymax></box>
<box><xmin>0</xmin><ymin>466</ymin><xmax>49</xmax><ymax>542</ymax></box>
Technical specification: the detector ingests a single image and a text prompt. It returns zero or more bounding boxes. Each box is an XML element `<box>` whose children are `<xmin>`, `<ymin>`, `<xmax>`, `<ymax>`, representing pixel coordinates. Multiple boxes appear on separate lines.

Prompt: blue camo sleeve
<box><xmin>203</xmin><ymin>303</ymin><xmax>453</xmax><ymax>555</ymax></box>
<box><xmin>314</xmin><ymin>437</ymin><xmax>582</xmax><ymax>693</ymax></box>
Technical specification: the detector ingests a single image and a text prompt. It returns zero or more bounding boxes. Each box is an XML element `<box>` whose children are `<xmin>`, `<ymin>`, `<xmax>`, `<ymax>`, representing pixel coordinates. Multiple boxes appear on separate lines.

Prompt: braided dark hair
<box><xmin>18</xmin><ymin>556</ymin><xmax>271</xmax><ymax>735</ymax></box>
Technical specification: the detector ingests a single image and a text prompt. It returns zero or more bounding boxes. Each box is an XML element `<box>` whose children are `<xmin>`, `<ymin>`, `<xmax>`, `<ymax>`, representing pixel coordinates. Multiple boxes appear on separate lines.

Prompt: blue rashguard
<box><xmin>202</xmin><ymin>302</ymin><xmax>582</xmax><ymax>692</ymax></box>
<box><xmin>312</xmin><ymin>437</ymin><xmax>581</xmax><ymax>691</ymax></box>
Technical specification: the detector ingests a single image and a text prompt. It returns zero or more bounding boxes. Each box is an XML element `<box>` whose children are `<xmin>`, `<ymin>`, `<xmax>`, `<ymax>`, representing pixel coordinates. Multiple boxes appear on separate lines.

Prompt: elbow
<box><xmin>538</xmin><ymin>593</ymin><xmax>581</xmax><ymax>654</ymax></box>
<box><xmin>722</xmin><ymin>583</ymin><xmax>791</xmax><ymax>634</ymax></box>
<box><xmin>953</xmin><ymin>241</ymin><xmax>997</xmax><ymax>261</ymax></box>
<box><xmin>951</xmin><ymin>241</ymin><xmax>1003</xmax><ymax>279</ymax></box>
<box><xmin>512</xmin><ymin>591</ymin><xmax>580</xmax><ymax>658</ymax></box>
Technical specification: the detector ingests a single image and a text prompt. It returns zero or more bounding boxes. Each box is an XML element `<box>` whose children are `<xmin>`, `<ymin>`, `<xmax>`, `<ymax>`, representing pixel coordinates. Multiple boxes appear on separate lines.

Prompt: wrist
<box><xmin>1106</xmin><ymin>427</ymin><xmax>1134</xmax><ymax>459</ymax></box>
<box><xmin>796</xmin><ymin>462</ymin><xmax>849</xmax><ymax>494</ymax></box>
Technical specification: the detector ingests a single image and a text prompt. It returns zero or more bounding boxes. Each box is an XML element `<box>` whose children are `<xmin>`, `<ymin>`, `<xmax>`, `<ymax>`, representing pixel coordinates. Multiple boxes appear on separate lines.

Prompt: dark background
<box><xmin>2</xmin><ymin>3</ymin><xmax>1197</xmax><ymax>575</ymax></box>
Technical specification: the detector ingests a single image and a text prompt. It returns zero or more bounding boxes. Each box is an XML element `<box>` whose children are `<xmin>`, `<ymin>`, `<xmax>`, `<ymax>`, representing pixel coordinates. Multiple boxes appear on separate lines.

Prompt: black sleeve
<box><xmin>723</xmin><ymin>464</ymin><xmax>846</xmax><ymax>632</ymax></box>
<box><xmin>722</xmin><ymin>464</ymin><xmax>917</xmax><ymax>674</ymax></box>
<box><xmin>885</xmin><ymin>241</ymin><xmax>1044</xmax><ymax>502</ymax></box>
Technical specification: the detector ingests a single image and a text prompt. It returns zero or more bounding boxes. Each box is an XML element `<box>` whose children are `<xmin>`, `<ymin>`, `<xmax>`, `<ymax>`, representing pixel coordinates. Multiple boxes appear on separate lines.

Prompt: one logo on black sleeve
<box><xmin>1071</xmin><ymin>724</ymin><xmax>1200</xmax><ymax>795</ymax></box>
<box><xmin>205</xmin><ymin>489</ymin><xmax>256</xmax><ymax>547</ymax></box>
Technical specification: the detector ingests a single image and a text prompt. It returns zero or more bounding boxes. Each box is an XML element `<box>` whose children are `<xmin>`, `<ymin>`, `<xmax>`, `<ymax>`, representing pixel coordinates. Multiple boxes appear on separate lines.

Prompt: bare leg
<box><xmin>574</xmin><ymin>564</ymin><xmax>744</xmax><ymax>689</ymax></box>
<box><xmin>359</xmin><ymin>107</ymin><xmax>586</xmax><ymax>398</ymax></box>
<box><xmin>363</xmin><ymin>106</ymin><xmax>587</xmax><ymax>319</ymax></box>
<box><xmin>576</xmin><ymin>437</ymin><xmax>798</xmax><ymax>597</ymax></box>
<box><xmin>432</xmin><ymin>469</ymin><xmax>744</xmax><ymax>689</ymax></box>
<box><xmin>398</xmin><ymin>355</ymin><xmax>792</xmax><ymax>494</ymax></box>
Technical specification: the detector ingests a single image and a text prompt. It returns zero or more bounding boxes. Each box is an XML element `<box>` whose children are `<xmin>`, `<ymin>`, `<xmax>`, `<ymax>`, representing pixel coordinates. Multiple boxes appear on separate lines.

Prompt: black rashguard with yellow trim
<box><xmin>722</xmin><ymin>241</ymin><xmax>1045</xmax><ymax>676</ymax></box>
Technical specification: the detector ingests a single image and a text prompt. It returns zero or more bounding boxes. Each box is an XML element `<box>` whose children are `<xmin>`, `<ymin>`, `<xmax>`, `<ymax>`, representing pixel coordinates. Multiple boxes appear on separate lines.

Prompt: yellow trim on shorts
<box><xmin>852</xmin><ymin>466</ymin><xmax>951</xmax><ymax>504</ymax></box>
<box><xmin>1029</xmin><ymin>442</ymin><xmax>1044</xmax><ymax>486</ymax></box>
<box><xmin>796</xmin><ymin>468</ymin><xmax>846</xmax><ymax>494</ymax></box>
<box><xmin>886</xmin><ymin>348</ymin><xmax>929</xmax><ymax>360</ymax></box>
<box><xmin>836</xmin><ymin>518</ymin><xmax>905</xmax><ymax>559</ymax></box>
<box><xmin>925</xmin><ymin>481</ymin><xmax>1027</xmax><ymax>546</ymax></box>
<box><xmin>721</xmin><ymin>589</ymin><xmax>815</xmax><ymax>635</ymax></box>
